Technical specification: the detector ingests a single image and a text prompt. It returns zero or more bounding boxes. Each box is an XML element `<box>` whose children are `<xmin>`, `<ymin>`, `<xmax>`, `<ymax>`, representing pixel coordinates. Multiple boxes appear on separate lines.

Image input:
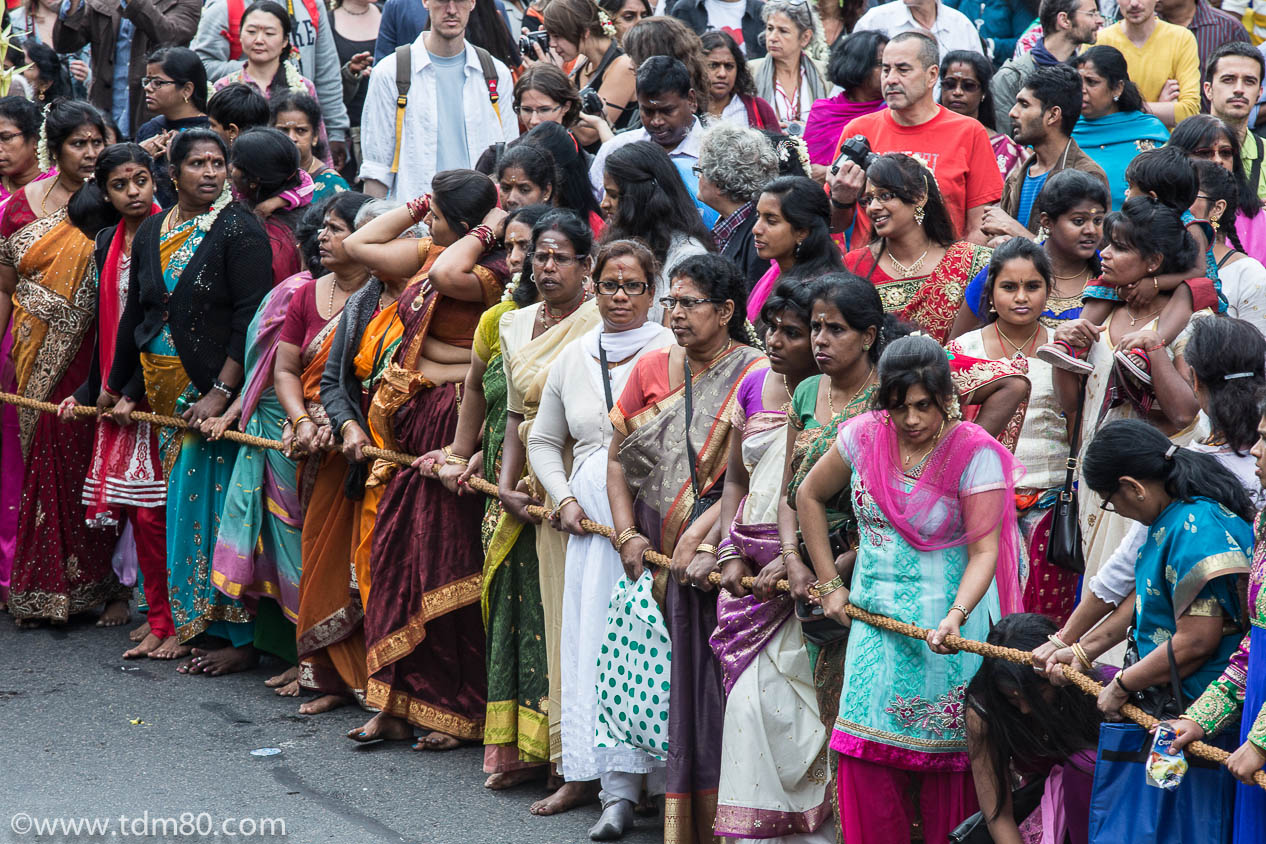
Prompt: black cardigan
<box><xmin>72</xmin><ymin>227</ymin><xmax>117</xmax><ymax>406</ymax></box>
<box><xmin>107</xmin><ymin>203</ymin><xmax>273</xmax><ymax>401</ymax></box>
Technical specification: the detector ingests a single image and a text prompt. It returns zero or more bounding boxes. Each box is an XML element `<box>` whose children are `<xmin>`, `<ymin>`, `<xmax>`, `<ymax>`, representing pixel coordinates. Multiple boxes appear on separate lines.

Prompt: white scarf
<box><xmin>581</xmin><ymin>320</ymin><xmax>673</xmax><ymax>361</ymax></box>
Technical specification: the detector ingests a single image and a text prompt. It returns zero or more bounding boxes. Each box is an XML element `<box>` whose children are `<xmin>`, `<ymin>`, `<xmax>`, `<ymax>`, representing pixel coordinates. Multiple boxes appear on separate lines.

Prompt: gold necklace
<box><xmin>995</xmin><ymin>321</ymin><xmax>1042</xmax><ymax>357</ymax></box>
<box><xmin>887</xmin><ymin>245</ymin><xmax>929</xmax><ymax>278</ymax></box>
<box><xmin>828</xmin><ymin>368</ymin><xmax>874</xmax><ymax>419</ymax></box>
<box><xmin>37</xmin><ymin>175</ymin><xmax>71</xmax><ymax>216</ymax></box>
<box><xmin>901</xmin><ymin>417</ymin><xmax>946</xmax><ymax>467</ymax></box>
<box><xmin>1125</xmin><ymin>305</ymin><xmax>1162</xmax><ymax>327</ymax></box>
<box><xmin>687</xmin><ymin>340</ymin><xmax>733</xmax><ymax>377</ymax></box>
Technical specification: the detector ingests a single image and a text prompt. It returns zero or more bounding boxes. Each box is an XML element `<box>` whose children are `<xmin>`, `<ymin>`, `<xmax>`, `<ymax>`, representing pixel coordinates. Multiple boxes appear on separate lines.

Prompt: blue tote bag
<box><xmin>1088</xmin><ymin>723</ymin><xmax>1236</xmax><ymax>844</ymax></box>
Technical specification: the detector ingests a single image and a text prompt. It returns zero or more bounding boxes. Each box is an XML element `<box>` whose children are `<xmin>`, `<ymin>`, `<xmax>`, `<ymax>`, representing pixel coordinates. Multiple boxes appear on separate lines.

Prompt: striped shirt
<box><xmin>1185</xmin><ymin>0</ymin><xmax>1251</xmax><ymax>74</ymax></box>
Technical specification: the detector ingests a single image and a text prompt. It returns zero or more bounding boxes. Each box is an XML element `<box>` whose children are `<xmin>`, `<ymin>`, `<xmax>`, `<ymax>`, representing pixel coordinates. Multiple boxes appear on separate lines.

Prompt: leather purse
<box><xmin>948</xmin><ymin>776</ymin><xmax>1046</xmax><ymax>843</ymax></box>
<box><xmin>1047</xmin><ymin>386</ymin><xmax>1085</xmax><ymax>574</ymax></box>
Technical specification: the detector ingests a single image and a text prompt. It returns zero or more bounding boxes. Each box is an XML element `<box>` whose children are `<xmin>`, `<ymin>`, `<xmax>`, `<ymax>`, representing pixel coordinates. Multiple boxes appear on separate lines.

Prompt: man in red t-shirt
<box><xmin>827</xmin><ymin>31</ymin><xmax>1001</xmax><ymax>244</ymax></box>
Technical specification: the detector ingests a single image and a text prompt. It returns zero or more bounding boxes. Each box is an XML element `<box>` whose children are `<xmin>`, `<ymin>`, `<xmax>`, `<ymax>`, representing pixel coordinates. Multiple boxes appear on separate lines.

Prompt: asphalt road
<box><xmin>0</xmin><ymin>609</ymin><xmax>664</xmax><ymax>844</ymax></box>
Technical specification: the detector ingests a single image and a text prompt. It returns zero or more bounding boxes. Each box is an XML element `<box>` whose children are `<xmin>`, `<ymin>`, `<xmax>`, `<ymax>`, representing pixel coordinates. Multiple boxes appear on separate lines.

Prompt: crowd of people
<box><xmin>3</xmin><ymin>0</ymin><xmax>1266</xmax><ymax>841</ymax></box>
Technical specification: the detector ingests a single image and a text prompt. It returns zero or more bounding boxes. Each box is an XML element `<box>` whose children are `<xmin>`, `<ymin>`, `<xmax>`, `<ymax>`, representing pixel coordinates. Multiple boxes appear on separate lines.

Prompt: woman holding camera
<box><xmin>538</xmin><ymin>0</ymin><xmax>636</xmax><ymax>146</ymax></box>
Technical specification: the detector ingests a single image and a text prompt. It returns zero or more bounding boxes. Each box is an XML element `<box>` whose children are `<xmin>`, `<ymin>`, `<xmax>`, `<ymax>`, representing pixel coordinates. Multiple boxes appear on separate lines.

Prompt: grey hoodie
<box><xmin>191</xmin><ymin>0</ymin><xmax>349</xmax><ymax>140</ymax></box>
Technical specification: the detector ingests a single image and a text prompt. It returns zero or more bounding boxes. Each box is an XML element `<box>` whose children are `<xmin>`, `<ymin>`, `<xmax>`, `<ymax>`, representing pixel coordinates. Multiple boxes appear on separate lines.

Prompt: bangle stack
<box><xmin>340</xmin><ymin>419</ymin><xmax>357</xmax><ymax>438</ymax></box>
<box><xmin>211</xmin><ymin>379</ymin><xmax>235</xmax><ymax>399</ymax></box>
<box><xmin>291</xmin><ymin>414</ymin><xmax>312</xmax><ymax>429</ymax></box>
<box><xmin>695</xmin><ymin>543</ymin><xmax>719</xmax><ymax>557</ymax></box>
<box><xmin>406</xmin><ymin>194</ymin><xmax>430</xmax><ymax>223</ymax></box>
<box><xmin>467</xmin><ymin>224</ymin><xmax>497</xmax><ymax>252</ymax></box>
<box><xmin>1047</xmin><ymin>633</ymin><xmax>1070</xmax><ymax>650</ymax></box>
<box><xmin>614</xmin><ymin>527</ymin><xmax>641</xmax><ymax>550</ymax></box>
<box><xmin>810</xmin><ymin>575</ymin><xmax>844</xmax><ymax>598</ymax></box>
<box><xmin>442</xmin><ymin>445</ymin><xmax>469</xmax><ymax>466</ymax></box>
<box><xmin>1071</xmin><ymin>642</ymin><xmax>1094</xmax><ymax>671</ymax></box>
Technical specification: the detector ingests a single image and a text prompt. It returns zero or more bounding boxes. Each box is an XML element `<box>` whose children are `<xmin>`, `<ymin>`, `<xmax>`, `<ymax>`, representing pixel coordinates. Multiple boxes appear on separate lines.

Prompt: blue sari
<box><xmin>1072</xmin><ymin>111</ymin><xmax>1170</xmax><ymax>210</ymax></box>
<box><xmin>1134</xmin><ymin>496</ymin><xmax>1251</xmax><ymax>703</ymax></box>
<box><xmin>154</xmin><ymin>217</ymin><xmax>251</xmax><ymax>646</ymax></box>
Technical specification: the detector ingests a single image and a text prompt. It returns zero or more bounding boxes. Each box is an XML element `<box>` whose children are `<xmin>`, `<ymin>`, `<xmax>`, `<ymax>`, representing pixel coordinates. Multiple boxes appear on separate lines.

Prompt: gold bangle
<box><xmin>292</xmin><ymin>414</ymin><xmax>312</xmax><ymax>428</ymax></box>
<box><xmin>811</xmin><ymin>575</ymin><xmax>844</xmax><ymax>598</ymax></box>
<box><xmin>1048</xmin><ymin>633</ymin><xmax>1070</xmax><ymax>650</ymax></box>
<box><xmin>780</xmin><ymin>547</ymin><xmax>801</xmax><ymax>561</ymax></box>
<box><xmin>340</xmin><ymin>419</ymin><xmax>357</xmax><ymax>437</ymax></box>
<box><xmin>554</xmin><ymin>496</ymin><xmax>577</xmax><ymax>511</ymax></box>
<box><xmin>1071</xmin><ymin>642</ymin><xmax>1094</xmax><ymax>671</ymax></box>
<box><xmin>614</xmin><ymin>527</ymin><xmax>641</xmax><ymax>549</ymax></box>
<box><xmin>696</xmin><ymin>543</ymin><xmax>719</xmax><ymax>557</ymax></box>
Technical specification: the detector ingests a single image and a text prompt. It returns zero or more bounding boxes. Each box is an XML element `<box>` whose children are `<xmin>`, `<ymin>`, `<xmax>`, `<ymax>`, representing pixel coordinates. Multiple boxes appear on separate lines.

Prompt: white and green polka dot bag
<box><xmin>594</xmin><ymin>570</ymin><xmax>672</xmax><ymax>761</ymax></box>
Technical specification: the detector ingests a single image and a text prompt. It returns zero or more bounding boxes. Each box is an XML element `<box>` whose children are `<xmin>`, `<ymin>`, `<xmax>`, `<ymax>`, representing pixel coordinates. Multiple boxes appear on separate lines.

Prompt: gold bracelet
<box><xmin>780</xmin><ymin>547</ymin><xmax>802</xmax><ymax>561</ymax></box>
<box><xmin>614</xmin><ymin>527</ymin><xmax>641</xmax><ymax>549</ymax></box>
<box><xmin>291</xmin><ymin>414</ymin><xmax>312</xmax><ymax>428</ymax></box>
<box><xmin>1048</xmin><ymin>633</ymin><xmax>1070</xmax><ymax>650</ymax></box>
<box><xmin>811</xmin><ymin>575</ymin><xmax>844</xmax><ymax>598</ymax></box>
<box><xmin>340</xmin><ymin>419</ymin><xmax>357</xmax><ymax>437</ymax></box>
<box><xmin>1071</xmin><ymin>642</ymin><xmax>1094</xmax><ymax>671</ymax></box>
<box><xmin>554</xmin><ymin>496</ymin><xmax>577</xmax><ymax>511</ymax></box>
<box><xmin>696</xmin><ymin>543</ymin><xmax>719</xmax><ymax>557</ymax></box>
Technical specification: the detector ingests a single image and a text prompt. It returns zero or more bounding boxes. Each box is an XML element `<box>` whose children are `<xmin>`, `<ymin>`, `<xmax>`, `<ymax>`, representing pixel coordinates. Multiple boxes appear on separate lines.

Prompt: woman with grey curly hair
<box><xmin>697</xmin><ymin>122</ymin><xmax>780</xmax><ymax>289</ymax></box>
<box><xmin>747</xmin><ymin>0</ymin><xmax>829</xmax><ymax>130</ymax></box>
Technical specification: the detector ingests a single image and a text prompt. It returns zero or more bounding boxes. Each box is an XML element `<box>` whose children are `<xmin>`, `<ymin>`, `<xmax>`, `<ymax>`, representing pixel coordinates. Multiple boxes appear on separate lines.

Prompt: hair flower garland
<box><xmin>36</xmin><ymin>114</ymin><xmax>50</xmax><ymax>172</ymax></box>
<box><xmin>196</xmin><ymin>184</ymin><xmax>233</xmax><ymax>233</ymax></box>
<box><xmin>596</xmin><ymin>8</ymin><xmax>618</xmax><ymax>37</ymax></box>
<box><xmin>283</xmin><ymin>59</ymin><xmax>307</xmax><ymax>94</ymax></box>
<box><xmin>502</xmin><ymin>271</ymin><xmax>520</xmax><ymax>302</ymax></box>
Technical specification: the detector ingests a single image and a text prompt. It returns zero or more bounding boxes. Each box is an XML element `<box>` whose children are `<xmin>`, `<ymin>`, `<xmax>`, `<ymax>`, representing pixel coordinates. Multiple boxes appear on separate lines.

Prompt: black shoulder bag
<box><xmin>1047</xmin><ymin>385</ymin><xmax>1086</xmax><ymax>574</ymax></box>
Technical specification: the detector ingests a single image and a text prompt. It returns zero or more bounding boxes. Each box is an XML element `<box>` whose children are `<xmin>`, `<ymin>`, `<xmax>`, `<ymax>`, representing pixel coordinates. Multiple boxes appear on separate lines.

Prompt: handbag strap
<box><xmin>1060</xmin><ymin>383</ymin><xmax>1087</xmax><ymax>499</ymax></box>
<box><xmin>598</xmin><ymin>339</ymin><xmax>614</xmax><ymax>413</ymax></box>
<box><xmin>683</xmin><ymin>356</ymin><xmax>702</xmax><ymax>504</ymax></box>
<box><xmin>1166</xmin><ymin>639</ymin><xmax>1186</xmax><ymax>713</ymax></box>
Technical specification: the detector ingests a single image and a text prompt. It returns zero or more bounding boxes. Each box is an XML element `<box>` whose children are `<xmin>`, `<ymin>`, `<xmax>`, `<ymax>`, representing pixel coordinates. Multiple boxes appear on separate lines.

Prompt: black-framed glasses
<box><xmin>940</xmin><ymin>78</ymin><xmax>980</xmax><ymax>93</ymax></box>
<box><xmin>597</xmin><ymin>279</ymin><xmax>649</xmax><ymax>296</ymax></box>
<box><xmin>660</xmin><ymin>295</ymin><xmax>722</xmax><ymax>311</ymax></box>
<box><xmin>1098</xmin><ymin>489</ymin><xmax>1118</xmax><ymax>512</ymax></box>
<box><xmin>528</xmin><ymin>250</ymin><xmax>580</xmax><ymax>268</ymax></box>
<box><xmin>141</xmin><ymin>77</ymin><xmax>178</xmax><ymax>89</ymax></box>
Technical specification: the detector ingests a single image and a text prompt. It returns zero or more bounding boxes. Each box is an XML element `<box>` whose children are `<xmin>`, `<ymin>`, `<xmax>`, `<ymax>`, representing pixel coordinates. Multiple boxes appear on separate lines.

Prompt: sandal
<box><xmin>1035</xmin><ymin>339</ymin><xmax>1094</xmax><ymax>375</ymax></box>
<box><xmin>1113</xmin><ymin>347</ymin><xmax>1153</xmax><ymax>387</ymax></box>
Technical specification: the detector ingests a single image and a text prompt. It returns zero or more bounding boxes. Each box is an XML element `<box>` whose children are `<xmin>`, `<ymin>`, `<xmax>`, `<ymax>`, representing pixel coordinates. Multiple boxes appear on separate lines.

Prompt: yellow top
<box><xmin>1096</xmin><ymin>20</ymin><xmax>1201</xmax><ymax>124</ymax></box>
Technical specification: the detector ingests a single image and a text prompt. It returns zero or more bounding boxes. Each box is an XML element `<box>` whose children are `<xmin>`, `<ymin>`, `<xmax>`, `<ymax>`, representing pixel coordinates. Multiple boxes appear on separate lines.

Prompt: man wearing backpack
<box><xmin>358</xmin><ymin>0</ymin><xmax>517</xmax><ymax>199</ymax></box>
<box><xmin>192</xmin><ymin>0</ymin><xmax>350</xmax><ymax>168</ymax></box>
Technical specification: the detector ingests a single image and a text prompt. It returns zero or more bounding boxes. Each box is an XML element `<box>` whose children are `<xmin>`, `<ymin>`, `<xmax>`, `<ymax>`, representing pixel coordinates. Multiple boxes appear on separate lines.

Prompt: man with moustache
<box><xmin>589</xmin><ymin>56</ymin><xmax>718</xmax><ymax>225</ymax></box>
<box><xmin>1205</xmin><ymin>41</ymin><xmax>1266</xmax><ymax>202</ymax></box>
<box><xmin>981</xmin><ymin>64</ymin><xmax>1108</xmax><ymax>239</ymax></box>
<box><xmin>826</xmin><ymin>31</ymin><xmax>1002</xmax><ymax>244</ymax></box>
<box><xmin>358</xmin><ymin>0</ymin><xmax>518</xmax><ymax>199</ymax></box>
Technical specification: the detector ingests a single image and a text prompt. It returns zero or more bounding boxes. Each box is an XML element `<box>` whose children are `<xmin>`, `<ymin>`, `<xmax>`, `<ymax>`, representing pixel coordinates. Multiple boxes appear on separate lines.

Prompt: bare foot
<box><xmin>123</xmin><ymin>632</ymin><xmax>163</xmax><ymax>659</ymax></box>
<box><xmin>14</xmin><ymin>617</ymin><xmax>43</xmax><ymax>629</ymax></box>
<box><xmin>264</xmin><ymin>666</ymin><xmax>299</xmax><ymax>688</ymax></box>
<box><xmin>484</xmin><ymin>767</ymin><xmax>547</xmax><ymax>790</ymax></box>
<box><xmin>412</xmin><ymin>731</ymin><xmax>468</xmax><ymax>751</ymax></box>
<box><xmin>274</xmin><ymin>679</ymin><xmax>301</xmax><ymax>697</ymax></box>
<box><xmin>298</xmin><ymin>694</ymin><xmax>348</xmax><ymax>715</ymax></box>
<box><xmin>347</xmin><ymin>711</ymin><xmax>413</xmax><ymax>743</ymax></box>
<box><xmin>128</xmin><ymin>620</ymin><xmax>151</xmax><ymax>642</ymax></box>
<box><xmin>148</xmin><ymin>636</ymin><xmax>189</xmax><ymax>660</ymax></box>
<box><xmin>529</xmin><ymin>780</ymin><xmax>600</xmax><ymax>816</ymax></box>
<box><xmin>96</xmin><ymin>599</ymin><xmax>130</xmax><ymax>627</ymax></box>
<box><xmin>179</xmin><ymin>645</ymin><xmax>258</xmax><ymax>676</ymax></box>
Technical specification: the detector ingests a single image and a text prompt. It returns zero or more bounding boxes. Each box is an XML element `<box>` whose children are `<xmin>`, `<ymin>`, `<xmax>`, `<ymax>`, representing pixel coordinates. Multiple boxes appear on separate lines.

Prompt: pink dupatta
<box><xmin>844</xmin><ymin>412</ymin><xmax>1025</xmax><ymax>615</ymax></box>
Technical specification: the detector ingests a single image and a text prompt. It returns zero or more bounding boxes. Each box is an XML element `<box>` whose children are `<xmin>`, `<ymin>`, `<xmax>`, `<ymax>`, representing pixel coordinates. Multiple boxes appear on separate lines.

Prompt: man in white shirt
<box><xmin>358</xmin><ymin>0</ymin><xmax>517</xmax><ymax>199</ymax></box>
<box><xmin>589</xmin><ymin>56</ymin><xmax>718</xmax><ymax>225</ymax></box>
<box><xmin>853</xmin><ymin>0</ymin><xmax>985</xmax><ymax>60</ymax></box>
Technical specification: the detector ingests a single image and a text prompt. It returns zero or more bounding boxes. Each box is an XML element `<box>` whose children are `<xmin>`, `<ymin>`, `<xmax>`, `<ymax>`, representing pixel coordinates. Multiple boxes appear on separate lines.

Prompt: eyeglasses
<box><xmin>528</xmin><ymin>251</ymin><xmax>580</xmax><ymax>267</ymax></box>
<box><xmin>940</xmin><ymin>78</ymin><xmax>980</xmax><ymax>93</ymax></box>
<box><xmin>1098</xmin><ymin>489</ymin><xmax>1118</xmax><ymax>512</ymax></box>
<box><xmin>597</xmin><ymin>280</ymin><xmax>649</xmax><ymax>296</ymax></box>
<box><xmin>660</xmin><ymin>296</ymin><xmax>722</xmax><ymax>310</ymax></box>
<box><xmin>691</xmin><ymin>165</ymin><xmax>704</xmax><ymax>176</ymax></box>
<box><xmin>0</xmin><ymin>131</ymin><xmax>24</xmax><ymax>145</ymax></box>
<box><xmin>514</xmin><ymin>104</ymin><xmax>563</xmax><ymax>118</ymax></box>
<box><xmin>860</xmin><ymin>190</ymin><xmax>899</xmax><ymax>205</ymax></box>
<box><xmin>141</xmin><ymin>77</ymin><xmax>178</xmax><ymax>89</ymax></box>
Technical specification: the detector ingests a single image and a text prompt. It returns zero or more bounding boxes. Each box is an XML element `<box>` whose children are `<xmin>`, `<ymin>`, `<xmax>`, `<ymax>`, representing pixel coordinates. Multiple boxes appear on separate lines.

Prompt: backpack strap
<box><xmin>1251</xmin><ymin>132</ymin><xmax>1264</xmax><ymax>203</ymax></box>
<box><xmin>391</xmin><ymin>44</ymin><xmax>411</xmax><ymax>175</ymax></box>
<box><xmin>225</xmin><ymin>0</ymin><xmax>245</xmax><ymax>60</ymax></box>
<box><xmin>473</xmin><ymin>45</ymin><xmax>502</xmax><ymax>122</ymax></box>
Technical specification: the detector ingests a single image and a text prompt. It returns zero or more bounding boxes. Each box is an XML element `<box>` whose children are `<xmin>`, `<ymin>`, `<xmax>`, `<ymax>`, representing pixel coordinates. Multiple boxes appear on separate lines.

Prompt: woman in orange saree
<box><xmin>2</xmin><ymin>103</ymin><xmax>126</xmax><ymax>625</ymax></box>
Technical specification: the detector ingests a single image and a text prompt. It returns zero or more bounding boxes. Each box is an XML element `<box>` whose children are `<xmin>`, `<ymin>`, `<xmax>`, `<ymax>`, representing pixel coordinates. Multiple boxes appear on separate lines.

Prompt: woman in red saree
<box><xmin>342</xmin><ymin>171</ymin><xmax>508</xmax><ymax>748</ymax></box>
<box><xmin>608</xmin><ymin>253</ymin><xmax>767</xmax><ymax>844</ymax></box>
<box><xmin>59</xmin><ymin>143</ymin><xmax>168</xmax><ymax>657</ymax></box>
<box><xmin>3</xmin><ymin>102</ymin><xmax>127</xmax><ymax>626</ymax></box>
<box><xmin>843</xmin><ymin>154</ymin><xmax>992</xmax><ymax>344</ymax></box>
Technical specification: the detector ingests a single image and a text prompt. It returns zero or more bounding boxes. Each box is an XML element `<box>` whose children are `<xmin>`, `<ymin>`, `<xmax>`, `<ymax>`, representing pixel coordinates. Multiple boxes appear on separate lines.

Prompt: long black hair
<box><xmin>940</xmin><ymin>50</ymin><xmax>997</xmax><ymax>132</ymax></box>
<box><xmin>466</xmin><ymin>0</ymin><xmax>521</xmax><ymax>67</ymax></box>
<box><xmin>759</xmin><ymin>276</ymin><xmax>815</xmax><ymax>330</ymax></box>
<box><xmin>505</xmin><ymin>203</ymin><xmax>553</xmax><ymax>307</ymax></box>
<box><xmin>1072</xmin><ymin>46</ymin><xmax>1145</xmax><ymax>114</ymax></box>
<box><xmin>495</xmin><ymin>143</ymin><xmax>557</xmax><ymax>203</ymax></box>
<box><xmin>965</xmin><ymin>613</ymin><xmax>1101</xmax><ymax>822</ymax></box>
<box><xmin>1083</xmin><ymin>418</ymin><xmax>1256</xmax><ymax>521</ymax></box>
<box><xmin>827</xmin><ymin>29</ymin><xmax>887</xmax><ymax>92</ymax></box>
<box><xmin>1184</xmin><ymin>317</ymin><xmax>1266</xmax><ymax>455</ymax></box>
<box><xmin>269</xmin><ymin>90</ymin><xmax>326</xmax><ymax>160</ymax></box>
<box><xmin>1035</xmin><ymin>169</ymin><xmax>1108</xmax><ymax>275</ymax></box>
<box><xmin>701</xmin><ymin>29</ymin><xmax>756</xmax><ymax>97</ymax></box>
<box><xmin>809</xmin><ymin>272</ymin><xmax>909</xmax><ymax>365</ymax></box>
<box><xmin>601</xmin><ymin>140</ymin><xmax>715</xmax><ymax>266</ymax></box>
<box><xmin>170</xmin><ymin>127</ymin><xmax>228</xmax><ymax>171</ymax></box>
<box><xmin>761</xmin><ymin>176</ymin><xmax>845</xmax><ymax>281</ymax></box>
<box><xmin>1192</xmin><ymin>159</ymin><xmax>1248</xmax><ymax>254</ymax></box>
<box><xmin>981</xmin><ymin>236</ymin><xmax>1052</xmax><ymax>323</ymax></box>
<box><xmin>68</xmin><ymin>143</ymin><xmax>154</xmax><ymax>236</ymax></box>
<box><xmin>519</xmin><ymin>121</ymin><xmax>601</xmax><ymax>218</ymax></box>
<box><xmin>1168</xmin><ymin>114</ymin><xmax>1264</xmax><ymax>222</ymax></box>
<box><xmin>23</xmin><ymin>41</ymin><xmax>72</xmax><ymax>102</ymax></box>
<box><xmin>239</xmin><ymin>1</ymin><xmax>296</xmax><ymax>100</ymax></box>
<box><xmin>431</xmin><ymin>168</ymin><xmax>499</xmax><ymax>236</ymax></box>
<box><xmin>865</xmin><ymin>153</ymin><xmax>957</xmax><ymax>247</ymax></box>
<box><xmin>874</xmin><ymin>334</ymin><xmax>956</xmax><ymax>417</ymax></box>
<box><xmin>230</xmin><ymin>126</ymin><xmax>302</xmax><ymax>203</ymax></box>
<box><xmin>669</xmin><ymin>253</ymin><xmax>750</xmax><ymax>344</ymax></box>
<box><xmin>145</xmin><ymin>46</ymin><xmax>209</xmax><ymax>113</ymax></box>
<box><xmin>304</xmin><ymin>190</ymin><xmax>372</xmax><ymax>275</ymax></box>
<box><xmin>1104</xmin><ymin>197</ymin><xmax>1198</xmax><ymax>278</ymax></box>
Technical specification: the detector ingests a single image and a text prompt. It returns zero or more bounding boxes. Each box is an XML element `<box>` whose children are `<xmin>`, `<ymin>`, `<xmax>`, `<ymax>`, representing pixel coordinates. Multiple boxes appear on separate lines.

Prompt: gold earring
<box><xmin>914</xmin><ymin>204</ymin><xmax>925</xmax><ymax>226</ymax></box>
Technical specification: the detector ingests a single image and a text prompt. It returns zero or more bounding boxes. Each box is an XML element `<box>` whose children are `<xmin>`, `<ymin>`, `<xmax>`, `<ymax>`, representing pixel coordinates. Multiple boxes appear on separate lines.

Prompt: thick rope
<box><xmin>8</xmin><ymin>390</ymin><xmax>1264</xmax><ymax>787</ymax></box>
